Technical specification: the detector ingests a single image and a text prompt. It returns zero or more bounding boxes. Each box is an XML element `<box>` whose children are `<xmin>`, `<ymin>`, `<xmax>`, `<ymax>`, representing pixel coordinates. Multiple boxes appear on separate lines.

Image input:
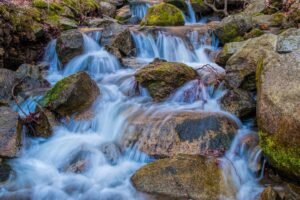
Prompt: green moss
<box><xmin>231</xmin><ymin>36</ymin><xmax>244</xmax><ymax>42</ymax></box>
<box><xmin>219</xmin><ymin>23</ymin><xmax>240</xmax><ymax>43</ymax></box>
<box><xmin>33</xmin><ymin>0</ymin><xmax>48</xmax><ymax>9</ymax></box>
<box><xmin>244</xmin><ymin>28</ymin><xmax>264</xmax><ymax>39</ymax></box>
<box><xmin>141</xmin><ymin>3</ymin><xmax>185</xmax><ymax>26</ymax></box>
<box><xmin>259</xmin><ymin>131</ymin><xmax>300</xmax><ymax>177</ymax></box>
<box><xmin>40</xmin><ymin>77</ymin><xmax>71</xmax><ymax>107</ymax></box>
<box><xmin>271</xmin><ymin>12</ymin><xmax>286</xmax><ymax>26</ymax></box>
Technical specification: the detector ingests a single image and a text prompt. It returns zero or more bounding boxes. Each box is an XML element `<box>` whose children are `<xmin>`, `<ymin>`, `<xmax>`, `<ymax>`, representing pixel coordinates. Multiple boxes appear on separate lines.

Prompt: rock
<box><xmin>135</xmin><ymin>61</ymin><xmax>197</xmax><ymax>101</ymax></box>
<box><xmin>164</xmin><ymin>0</ymin><xmax>188</xmax><ymax>13</ymax></box>
<box><xmin>100</xmin><ymin>2</ymin><xmax>117</xmax><ymax>18</ymax></box>
<box><xmin>191</xmin><ymin>0</ymin><xmax>212</xmax><ymax>15</ymax></box>
<box><xmin>122</xmin><ymin>111</ymin><xmax>239</xmax><ymax>158</ymax></box>
<box><xmin>40</xmin><ymin>72</ymin><xmax>100</xmax><ymax>116</ymax></box>
<box><xmin>221</xmin><ymin>88</ymin><xmax>256</xmax><ymax>118</ymax></box>
<box><xmin>252</xmin><ymin>15</ymin><xmax>273</xmax><ymax>29</ymax></box>
<box><xmin>29</xmin><ymin>108</ymin><xmax>58</xmax><ymax>138</ymax></box>
<box><xmin>59</xmin><ymin>17</ymin><xmax>78</xmax><ymax>30</ymax></box>
<box><xmin>225</xmin><ymin>34</ymin><xmax>277</xmax><ymax>91</ymax></box>
<box><xmin>0</xmin><ymin>162</ymin><xmax>11</xmax><ymax>183</ymax></box>
<box><xmin>99</xmin><ymin>143</ymin><xmax>121</xmax><ymax>165</ymax></box>
<box><xmin>216</xmin><ymin>41</ymin><xmax>247</xmax><ymax>66</ymax></box>
<box><xmin>88</xmin><ymin>18</ymin><xmax>126</xmax><ymax>46</ymax></box>
<box><xmin>215</xmin><ymin>14</ymin><xmax>253</xmax><ymax>44</ymax></box>
<box><xmin>0</xmin><ymin>68</ymin><xmax>17</xmax><ymax>105</ymax></box>
<box><xmin>243</xmin><ymin>0</ymin><xmax>266</xmax><ymax>15</ymax></box>
<box><xmin>131</xmin><ymin>155</ymin><xmax>235</xmax><ymax>200</ymax></box>
<box><xmin>276</xmin><ymin>28</ymin><xmax>300</xmax><ymax>53</ymax></box>
<box><xmin>0</xmin><ymin>107</ymin><xmax>22</xmax><ymax>158</ymax></box>
<box><xmin>104</xmin><ymin>45</ymin><xmax>123</xmax><ymax>61</ymax></box>
<box><xmin>56</xmin><ymin>30</ymin><xmax>84</xmax><ymax>65</ymax></box>
<box><xmin>109</xmin><ymin>0</ymin><xmax>126</xmax><ymax>7</ymax></box>
<box><xmin>110</xmin><ymin>29</ymin><xmax>135</xmax><ymax>57</ymax></box>
<box><xmin>259</xmin><ymin>186</ymin><xmax>281</xmax><ymax>200</ymax></box>
<box><xmin>0</xmin><ymin>48</ymin><xmax>4</xmax><ymax>68</ymax></box>
<box><xmin>15</xmin><ymin>64</ymin><xmax>50</xmax><ymax>98</ymax></box>
<box><xmin>244</xmin><ymin>28</ymin><xmax>264</xmax><ymax>40</ymax></box>
<box><xmin>141</xmin><ymin>3</ymin><xmax>185</xmax><ymax>26</ymax></box>
<box><xmin>116</xmin><ymin>5</ymin><xmax>132</xmax><ymax>21</ymax></box>
<box><xmin>257</xmin><ymin>46</ymin><xmax>300</xmax><ymax>181</ymax></box>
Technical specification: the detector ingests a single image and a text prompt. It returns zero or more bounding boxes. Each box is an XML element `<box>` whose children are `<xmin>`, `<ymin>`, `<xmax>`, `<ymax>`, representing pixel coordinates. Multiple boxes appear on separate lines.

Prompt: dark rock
<box><xmin>0</xmin><ymin>162</ymin><xmax>11</xmax><ymax>183</ymax></box>
<box><xmin>56</xmin><ymin>30</ymin><xmax>84</xmax><ymax>65</ymax></box>
<box><xmin>0</xmin><ymin>68</ymin><xmax>17</xmax><ymax>105</ymax></box>
<box><xmin>110</xmin><ymin>29</ymin><xmax>135</xmax><ymax>57</ymax></box>
<box><xmin>221</xmin><ymin>88</ymin><xmax>256</xmax><ymax>118</ymax></box>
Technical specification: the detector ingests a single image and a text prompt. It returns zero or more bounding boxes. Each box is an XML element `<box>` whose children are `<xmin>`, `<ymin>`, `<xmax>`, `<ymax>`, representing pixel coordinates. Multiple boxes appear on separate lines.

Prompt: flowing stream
<box><xmin>1</xmin><ymin>18</ymin><xmax>263</xmax><ymax>200</ymax></box>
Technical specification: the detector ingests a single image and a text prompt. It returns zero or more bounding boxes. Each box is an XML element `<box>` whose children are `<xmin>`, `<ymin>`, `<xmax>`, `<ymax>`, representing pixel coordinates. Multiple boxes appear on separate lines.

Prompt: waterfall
<box><xmin>130</xmin><ymin>3</ymin><xmax>150</xmax><ymax>20</ymax></box>
<box><xmin>185</xmin><ymin>0</ymin><xmax>197</xmax><ymax>24</ymax></box>
<box><xmin>2</xmin><ymin>24</ymin><xmax>264</xmax><ymax>200</ymax></box>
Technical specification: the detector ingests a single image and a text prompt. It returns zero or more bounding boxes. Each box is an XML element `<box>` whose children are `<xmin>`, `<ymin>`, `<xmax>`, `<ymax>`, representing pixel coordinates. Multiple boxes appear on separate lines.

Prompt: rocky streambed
<box><xmin>0</xmin><ymin>0</ymin><xmax>300</xmax><ymax>200</ymax></box>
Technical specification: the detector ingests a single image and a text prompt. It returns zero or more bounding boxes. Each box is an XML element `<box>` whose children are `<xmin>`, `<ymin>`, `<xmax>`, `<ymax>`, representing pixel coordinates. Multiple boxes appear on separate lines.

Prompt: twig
<box><xmin>11</xmin><ymin>76</ymin><xmax>27</xmax><ymax>116</ymax></box>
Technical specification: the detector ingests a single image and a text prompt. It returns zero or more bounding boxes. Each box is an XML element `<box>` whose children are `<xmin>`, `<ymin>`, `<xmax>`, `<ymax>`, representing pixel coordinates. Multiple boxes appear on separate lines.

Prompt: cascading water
<box><xmin>185</xmin><ymin>0</ymin><xmax>197</xmax><ymax>24</ymax></box>
<box><xmin>1</xmin><ymin>21</ymin><xmax>263</xmax><ymax>200</ymax></box>
<box><xmin>130</xmin><ymin>3</ymin><xmax>150</xmax><ymax>20</ymax></box>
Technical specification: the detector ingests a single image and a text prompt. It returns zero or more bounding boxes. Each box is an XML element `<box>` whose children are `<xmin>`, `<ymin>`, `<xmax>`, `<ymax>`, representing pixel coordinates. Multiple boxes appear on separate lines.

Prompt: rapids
<box><xmin>1</xmin><ymin>7</ymin><xmax>263</xmax><ymax>200</ymax></box>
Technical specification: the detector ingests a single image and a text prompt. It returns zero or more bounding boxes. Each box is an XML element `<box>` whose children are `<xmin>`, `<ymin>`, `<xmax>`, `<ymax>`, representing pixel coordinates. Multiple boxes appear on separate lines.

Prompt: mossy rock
<box><xmin>131</xmin><ymin>154</ymin><xmax>235</xmax><ymax>199</ymax></box>
<box><xmin>141</xmin><ymin>3</ymin><xmax>185</xmax><ymax>26</ymax></box>
<box><xmin>271</xmin><ymin>12</ymin><xmax>286</xmax><ymax>27</ymax></box>
<box><xmin>244</xmin><ymin>28</ymin><xmax>264</xmax><ymax>39</ymax></box>
<box><xmin>41</xmin><ymin>72</ymin><xmax>100</xmax><ymax>116</ymax></box>
<box><xmin>215</xmin><ymin>14</ymin><xmax>253</xmax><ymax>44</ymax></box>
<box><xmin>256</xmin><ymin>40</ymin><xmax>300</xmax><ymax>181</ymax></box>
<box><xmin>135</xmin><ymin>61</ymin><xmax>197</xmax><ymax>101</ymax></box>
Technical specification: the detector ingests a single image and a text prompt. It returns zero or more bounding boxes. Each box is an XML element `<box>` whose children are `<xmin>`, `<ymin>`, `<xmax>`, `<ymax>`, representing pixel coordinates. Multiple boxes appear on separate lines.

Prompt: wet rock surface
<box><xmin>123</xmin><ymin>111</ymin><xmax>238</xmax><ymax>158</ymax></box>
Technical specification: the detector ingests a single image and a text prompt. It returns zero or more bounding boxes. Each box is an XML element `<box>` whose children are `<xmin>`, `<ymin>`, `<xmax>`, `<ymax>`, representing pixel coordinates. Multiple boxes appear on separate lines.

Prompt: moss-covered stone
<box><xmin>256</xmin><ymin>40</ymin><xmax>300</xmax><ymax>181</ymax></box>
<box><xmin>135</xmin><ymin>61</ymin><xmax>197</xmax><ymax>101</ymax></box>
<box><xmin>141</xmin><ymin>3</ymin><xmax>185</xmax><ymax>26</ymax></box>
<box><xmin>215</xmin><ymin>14</ymin><xmax>253</xmax><ymax>44</ymax></box>
<box><xmin>259</xmin><ymin>131</ymin><xmax>300</xmax><ymax>179</ymax></box>
<box><xmin>271</xmin><ymin>12</ymin><xmax>286</xmax><ymax>27</ymax></box>
<box><xmin>244</xmin><ymin>28</ymin><xmax>264</xmax><ymax>39</ymax></box>
<box><xmin>41</xmin><ymin>72</ymin><xmax>100</xmax><ymax>116</ymax></box>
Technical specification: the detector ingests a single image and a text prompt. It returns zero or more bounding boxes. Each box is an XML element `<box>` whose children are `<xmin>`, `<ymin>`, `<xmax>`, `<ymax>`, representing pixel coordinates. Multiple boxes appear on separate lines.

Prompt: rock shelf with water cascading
<box><xmin>0</xmin><ymin>0</ymin><xmax>300</xmax><ymax>199</ymax></box>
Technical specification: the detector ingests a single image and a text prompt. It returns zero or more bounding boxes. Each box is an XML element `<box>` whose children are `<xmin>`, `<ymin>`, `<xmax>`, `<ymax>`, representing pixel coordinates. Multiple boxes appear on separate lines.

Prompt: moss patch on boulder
<box><xmin>41</xmin><ymin>72</ymin><xmax>100</xmax><ymax>116</ymax></box>
<box><xmin>135</xmin><ymin>61</ymin><xmax>197</xmax><ymax>101</ymax></box>
<box><xmin>141</xmin><ymin>3</ymin><xmax>185</xmax><ymax>26</ymax></box>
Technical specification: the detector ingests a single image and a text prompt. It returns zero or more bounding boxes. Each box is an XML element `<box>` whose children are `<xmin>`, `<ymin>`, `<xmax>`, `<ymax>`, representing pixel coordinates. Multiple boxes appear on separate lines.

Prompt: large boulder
<box><xmin>0</xmin><ymin>69</ymin><xmax>17</xmax><ymax>105</ymax></box>
<box><xmin>56</xmin><ymin>30</ymin><xmax>84</xmax><ymax>65</ymax></box>
<box><xmin>276</xmin><ymin>28</ymin><xmax>300</xmax><ymax>53</ymax></box>
<box><xmin>135</xmin><ymin>61</ymin><xmax>197</xmax><ymax>101</ymax></box>
<box><xmin>215</xmin><ymin>14</ymin><xmax>253</xmax><ymax>44</ymax></box>
<box><xmin>0</xmin><ymin>107</ymin><xmax>22</xmax><ymax>158</ymax></box>
<box><xmin>225</xmin><ymin>34</ymin><xmax>277</xmax><ymax>91</ymax></box>
<box><xmin>40</xmin><ymin>72</ymin><xmax>100</xmax><ymax>116</ymax></box>
<box><xmin>141</xmin><ymin>3</ymin><xmax>185</xmax><ymax>26</ymax></box>
<box><xmin>110</xmin><ymin>29</ymin><xmax>135</xmax><ymax>57</ymax></box>
<box><xmin>131</xmin><ymin>155</ymin><xmax>235</xmax><ymax>199</ymax></box>
<box><xmin>257</xmin><ymin>46</ymin><xmax>300</xmax><ymax>180</ymax></box>
<box><xmin>122</xmin><ymin>111</ymin><xmax>239</xmax><ymax>158</ymax></box>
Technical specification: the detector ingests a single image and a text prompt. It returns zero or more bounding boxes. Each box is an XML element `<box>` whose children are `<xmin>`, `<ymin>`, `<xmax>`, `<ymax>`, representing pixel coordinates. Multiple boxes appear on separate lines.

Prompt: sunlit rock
<box><xmin>131</xmin><ymin>154</ymin><xmax>235</xmax><ymax>199</ymax></box>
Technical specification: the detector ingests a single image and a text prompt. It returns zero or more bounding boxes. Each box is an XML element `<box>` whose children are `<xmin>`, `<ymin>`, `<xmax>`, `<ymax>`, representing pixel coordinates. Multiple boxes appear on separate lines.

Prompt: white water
<box><xmin>130</xmin><ymin>3</ymin><xmax>150</xmax><ymax>20</ymax></box>
<box><xmin>2</xmin><ymin>27</ymin><xmax>263</xmax><ymax>199</ymax></box>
